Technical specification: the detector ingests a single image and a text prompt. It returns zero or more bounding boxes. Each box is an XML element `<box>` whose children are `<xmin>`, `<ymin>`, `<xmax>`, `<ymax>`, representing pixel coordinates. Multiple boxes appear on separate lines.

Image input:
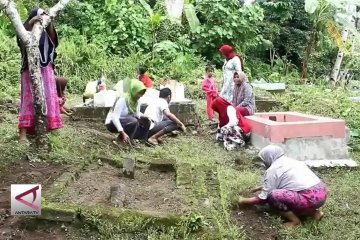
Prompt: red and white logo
<box><xmin>11</xmin><ymin>184</ymin><xmax>41</xmax><ymax>215</ymax></box>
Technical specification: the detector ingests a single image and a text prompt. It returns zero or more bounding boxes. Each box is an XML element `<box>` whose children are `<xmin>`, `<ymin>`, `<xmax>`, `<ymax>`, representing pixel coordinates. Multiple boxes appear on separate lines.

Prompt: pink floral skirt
<box><xmin>267</xmin><ymin>182</ymin><xmax>327</xmax><ymax>216</ymax></box>
<box><xmin>18</xmin><ymin>65</ymin><xmax>62</xmax><ymax>132</ymax></box>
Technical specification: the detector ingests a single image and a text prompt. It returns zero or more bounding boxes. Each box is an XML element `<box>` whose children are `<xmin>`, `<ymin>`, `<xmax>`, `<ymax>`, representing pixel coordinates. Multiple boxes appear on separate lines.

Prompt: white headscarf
<box><xmin>259</xmin><ymin>145</ymin><xmax>285</xmax><ymax>168</ymax></box>
<box><xmin>257</xmin><ymin>145</ymin><xmax>321</xmax><ymax>200</ymax></box>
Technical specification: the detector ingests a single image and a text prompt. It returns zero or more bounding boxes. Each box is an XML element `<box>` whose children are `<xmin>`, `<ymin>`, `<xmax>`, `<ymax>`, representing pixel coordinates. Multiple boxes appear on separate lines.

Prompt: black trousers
<box><xmin>148</xmin><ymin>119</ymin><xmax>179</xmax><ymax>138</ymax></box>
<box><xmin>106</xmin><ymin>117</ymin><xmax>151</xmax><ymax>140</ymax></box>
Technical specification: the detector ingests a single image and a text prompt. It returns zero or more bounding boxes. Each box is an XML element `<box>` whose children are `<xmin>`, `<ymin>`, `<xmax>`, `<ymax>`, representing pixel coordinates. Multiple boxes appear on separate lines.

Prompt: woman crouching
<box><xmin>239</xmin><ymin>145</ymin><xmax>327</xmax><ymax>228</ymax></box>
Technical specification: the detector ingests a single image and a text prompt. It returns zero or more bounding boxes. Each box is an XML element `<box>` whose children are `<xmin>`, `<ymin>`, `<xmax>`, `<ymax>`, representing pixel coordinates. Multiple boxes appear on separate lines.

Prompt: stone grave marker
<box><xmin>110</xmin><ymin>183</ymin><xmax>127</xmax><ymax>207</ymax></box>
<box><xmin>122</xmin><ymin>157</ymin><xmax>135</xmax><ymax>179</ymax></box>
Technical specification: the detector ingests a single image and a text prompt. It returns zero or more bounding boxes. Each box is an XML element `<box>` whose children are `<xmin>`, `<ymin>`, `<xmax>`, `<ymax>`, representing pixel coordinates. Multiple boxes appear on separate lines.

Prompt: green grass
<box><xmin>1</xmin><ymin>86</ymin><xmax>360</xmax><ymax>239</ymax></box>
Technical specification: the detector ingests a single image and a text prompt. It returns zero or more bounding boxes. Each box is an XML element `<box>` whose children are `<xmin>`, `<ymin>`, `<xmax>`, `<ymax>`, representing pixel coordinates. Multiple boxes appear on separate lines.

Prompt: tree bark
<box><xmin>330</xmin><ymin>28</ymin><xmax>350</xmax><ymax>83</ymax></box>
<box><xmin>330</xmin><ymin>4</ymin><xmax>357</xmax><ymax>85</ymax></box>
<box><xmin>0</xmin><ymin>0</ymin><xmax>70</xmax><ymax>152</ymax></box>
<box><xmin>26</xmin><ymin>43</ymin><xmax>49</xmax><ymax>150</ymax></box>
<box><xmin>301</xmin><ymin>30</ymin><xmax>317</xmax><ymax>82</ymax></box>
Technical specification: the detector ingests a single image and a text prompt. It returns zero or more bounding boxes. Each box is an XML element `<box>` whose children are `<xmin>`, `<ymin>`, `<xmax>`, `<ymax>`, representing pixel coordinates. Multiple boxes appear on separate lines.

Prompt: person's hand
<box><xmin>180</xmin><ymin>124</ymin><xmax>187</xmax><ymax>133</ymax></box>
<box><xmin>119</xmin><ymin>132</ymin><xmax>130</xmax><ymax>143</ymax></box>
<box><xmin>29</xmin><ymin>16</ymin><xmax>43</xmax><ymax>25</ymax></box>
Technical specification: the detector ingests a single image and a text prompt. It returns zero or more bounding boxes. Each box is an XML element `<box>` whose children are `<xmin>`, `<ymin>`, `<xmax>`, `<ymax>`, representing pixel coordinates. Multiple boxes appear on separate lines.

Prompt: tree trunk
<box><xmin>26</xmin><ymin>42</ymin><xmax>49</xmax><ymax>151</ymax></box>
<box><xmin>1</xmin><ymin>0</ymin><xmax>70</xmax><ymax>152</ymax></box>
<box><xmin>330</xmin><ymin>5</ymin><xmax>357</xmax><ymax>85</ymax></box>
<box><xmin>330</xmin><ymin>28</ymin><xmax>349</xmax><ymax>83</ymax></box>
<box><xmin>301</xmin><ymin>30</ymin><xmax>317</xmax><ymax>82</ymax></box>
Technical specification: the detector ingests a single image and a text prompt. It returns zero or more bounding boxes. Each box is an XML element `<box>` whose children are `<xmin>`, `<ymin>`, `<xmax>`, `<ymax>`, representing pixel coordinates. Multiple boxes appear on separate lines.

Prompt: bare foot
<box><xmin>284</xmin><ymin>221</ymin><xmax>300</xmax><ymax>228</ymax></box>
<box><xmin>312</xmin><ymin>210</ymin><xmax>324</xmax><ymax>221</ymax></box>
<box><xmin>147</xmin><ymin>137</ymin><xmax>159</xmax><ymax>146</ymax></box>
<box><xmin>18</xmin><ymin>139</ymin><xmax>30</xmax><ymax>145</ymax></box>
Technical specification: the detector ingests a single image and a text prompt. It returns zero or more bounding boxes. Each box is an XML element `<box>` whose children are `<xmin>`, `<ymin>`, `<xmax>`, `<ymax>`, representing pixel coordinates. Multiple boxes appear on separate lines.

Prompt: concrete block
<box><xmin>250</xmin><ymin>133</ymin><xmax>357</xmax><ymax>167</ymax></box>
<box><xmin>72</xmin><ymin>106</ymin><xmax>110</xmax><ymax>120</ymax></box>
<box><xmin>349</xmin><ymin>96</ymin><xmax>360</xmax><ymax>103</ymax></box>
<box><xmin>246</xmin><ymin>112</ymin><xmax>356</xmax><ymax>168</ymax></box>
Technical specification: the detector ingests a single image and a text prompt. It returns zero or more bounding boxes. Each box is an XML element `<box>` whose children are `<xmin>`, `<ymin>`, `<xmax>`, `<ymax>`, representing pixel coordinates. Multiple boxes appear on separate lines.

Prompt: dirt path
<box><xmin>0</xmin><ymin>160</ymin><xmax>66</xmax><ymax>239</ymax></box>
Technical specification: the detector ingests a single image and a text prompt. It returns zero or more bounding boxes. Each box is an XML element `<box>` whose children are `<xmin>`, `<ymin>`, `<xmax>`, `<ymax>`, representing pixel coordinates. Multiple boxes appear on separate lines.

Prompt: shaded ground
<box><xmin>0</xmin><ymin>160</ymin><xmax>66</xmax><ymax>239</ymax></box>
<box><xmin>61</xmin><ymin>163</ymin><xmax>188</xmax><ymax>214</ymax></box>
<box><xmin>232</xmin><ymin>208</ymin><xmax>277</xmax><ymax>240</ymax></box>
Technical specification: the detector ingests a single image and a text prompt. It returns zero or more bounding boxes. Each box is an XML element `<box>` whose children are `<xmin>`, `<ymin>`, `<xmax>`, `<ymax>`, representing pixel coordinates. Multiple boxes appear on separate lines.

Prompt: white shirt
<box><xmin>144</xmin><ymin>98</ymin><xmax>169</xmax><ymax>125</ymax></box>
<box><xmin>104</xmin><ymin>98</ymin><xmax>142</xmax><ymax>132</ymax></box>
<box><xmin>220</xmin><ymin>56</ymin><xmax>242</xmax><ymax>103</ymax></box>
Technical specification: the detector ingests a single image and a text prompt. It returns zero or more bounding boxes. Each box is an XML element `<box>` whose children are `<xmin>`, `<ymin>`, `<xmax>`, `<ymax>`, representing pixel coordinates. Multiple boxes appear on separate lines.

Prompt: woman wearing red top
<box><xmin>138</xmin><ymin>66</ymin><xmax>153</xmax><ymax>88</ymax></box>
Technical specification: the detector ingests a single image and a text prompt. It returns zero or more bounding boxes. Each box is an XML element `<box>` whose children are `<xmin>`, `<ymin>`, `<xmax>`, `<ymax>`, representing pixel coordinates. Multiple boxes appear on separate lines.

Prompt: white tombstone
<box><xmin>94</xmin><ymin>90</ymin><xmax>117</xmax><ymax>107</ymax></box>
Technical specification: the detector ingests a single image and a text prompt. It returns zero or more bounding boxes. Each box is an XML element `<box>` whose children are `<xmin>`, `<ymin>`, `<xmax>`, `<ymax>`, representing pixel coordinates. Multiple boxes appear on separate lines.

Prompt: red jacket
<box><xmin>139</xmin><ymin>74</ymin><xmax>153</xmax><ymax>88</ymax></box>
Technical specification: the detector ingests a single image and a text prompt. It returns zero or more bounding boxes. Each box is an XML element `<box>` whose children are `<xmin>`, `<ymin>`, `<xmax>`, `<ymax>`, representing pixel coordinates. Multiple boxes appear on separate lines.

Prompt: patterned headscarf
<box><xmin>233</xmin><ymin>71</ymin><xmax>248</xmax><ymax>106</ymax></box>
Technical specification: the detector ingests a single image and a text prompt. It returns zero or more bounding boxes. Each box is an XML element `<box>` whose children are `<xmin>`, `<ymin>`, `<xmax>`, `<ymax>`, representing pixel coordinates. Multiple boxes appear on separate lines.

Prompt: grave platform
<box><xmin>245</xmin><ymin>112</ymin><xmax>357</xmax><ymax>167</ymax></box>
<box><xmin>71</xmin><ymin>100</ymin><xmax>198</xmax><ymax>126</ymax></box>
<box><xmin>255</xmin><ymin>96</ymin><xmax>280</xmax><ymax>112</ymax></box>
<box><xmin>252</xmin><ymin>82</ymin><xmax>286</xmax><ymax>94</ymax></box>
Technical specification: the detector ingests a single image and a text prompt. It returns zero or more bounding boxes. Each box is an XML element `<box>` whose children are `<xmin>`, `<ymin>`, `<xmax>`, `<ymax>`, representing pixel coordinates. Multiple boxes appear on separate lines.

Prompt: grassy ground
<box><xmin>1</xmin><ymin>89</ymin><xmax>360</xmax><ymax>239</ymax></box>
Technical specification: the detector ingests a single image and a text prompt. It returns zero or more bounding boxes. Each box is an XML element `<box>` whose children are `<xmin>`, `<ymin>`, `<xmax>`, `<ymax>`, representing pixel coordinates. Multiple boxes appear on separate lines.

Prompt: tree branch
<box><xmin>48</xmin><ymin>0</ymin><xmax>71</xmax><ymax>18</ymax></box>
<box><xmin>31</xmin><ymin>0</ymin><xmax>71</xmax><ymax>43</ymax></box>
<box><xmin>0</xmin><ymin>0</ymin><xmax>29</xmax><ymax>44</ymax></box>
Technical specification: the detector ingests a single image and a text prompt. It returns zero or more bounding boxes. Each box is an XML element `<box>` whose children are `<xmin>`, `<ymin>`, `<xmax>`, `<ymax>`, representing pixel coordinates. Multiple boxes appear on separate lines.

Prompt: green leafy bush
<box><xmin>0</xmin><ymin>30</ymin><xmax>20</xmax><ymax>97</ymax></box>
<box><xmin>191</xmin><ymin>1</ymin><xmax>264</xmax><ymax>62</ymax></box>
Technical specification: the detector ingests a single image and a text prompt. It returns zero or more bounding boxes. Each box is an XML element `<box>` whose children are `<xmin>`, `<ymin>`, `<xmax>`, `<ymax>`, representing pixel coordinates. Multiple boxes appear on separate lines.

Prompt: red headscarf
<box><xmin>219</xmin><ymin>45</ymin><xmax>244</xmax><ymax>71</ymax></box>
<box><xmin>212</xmin><ymin>97</ymin><xmax>250</xmax><ymax>134</ymax></box>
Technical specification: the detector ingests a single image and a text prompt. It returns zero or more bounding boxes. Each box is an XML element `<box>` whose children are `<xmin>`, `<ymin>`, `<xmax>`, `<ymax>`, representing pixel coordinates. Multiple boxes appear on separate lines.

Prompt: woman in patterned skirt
<box><xmin>238</xmin><ymin>145</ymin><xmax>328</xmax><ymax>228</ymax></box>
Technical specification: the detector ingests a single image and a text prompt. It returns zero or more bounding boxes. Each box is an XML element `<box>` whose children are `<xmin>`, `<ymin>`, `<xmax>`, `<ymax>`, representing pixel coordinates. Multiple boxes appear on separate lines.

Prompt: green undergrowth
<box><xmin>274</xmin><ymin>85</ymin><xmax>360</xmax><ymax>145</ymax></box>
<box><xmin>1</xmin><ymin>84</ymin><xmax>360</xmax><ymax>239</ymax></box>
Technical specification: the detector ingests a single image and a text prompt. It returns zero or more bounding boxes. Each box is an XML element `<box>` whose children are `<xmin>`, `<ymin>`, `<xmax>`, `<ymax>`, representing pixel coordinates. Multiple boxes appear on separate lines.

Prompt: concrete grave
<box><xmin>72</xmin><ymin>80</ymin><xmax>198</xmax><ymax>126</ymax></box>
<box><xmin>255</xmin><ymin>96</ymin><xmax>281</xmax><ymax>112</ymax></box>
<box><xmin>252</xmin><ymin>80</ymin><xmax>286</xmax><ymax>94</ymax></box>
<box><xmin>72</xmin><ymin>101</ymin><xmax>198</xmax><ymax>126</ymax></box>
<box><xmin>246</xmin><ymin>112</ymin><xmax>357</xmax><ymax>167</ymax></box>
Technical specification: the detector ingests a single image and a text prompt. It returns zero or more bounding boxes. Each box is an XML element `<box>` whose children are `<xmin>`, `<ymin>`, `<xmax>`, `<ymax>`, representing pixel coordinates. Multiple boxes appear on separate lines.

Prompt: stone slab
<box><xmin>305</xmin><ymin>159</ymin><xmax>358</xmax><ymax>168</ymax></box>
<box><xmin>252</xmin><ymin>83</ymin><xmax>286</xmax><ymax>93</ymax></box>
<box><xmin>349</xmin><ymin>96</ymin><xmax>360</xmax><ymax>103</ymax></box>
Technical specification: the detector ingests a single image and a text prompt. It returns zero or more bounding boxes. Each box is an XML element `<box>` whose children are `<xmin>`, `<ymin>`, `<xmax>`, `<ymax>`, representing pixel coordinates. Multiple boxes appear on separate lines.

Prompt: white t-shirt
<box><xmin>104</xmin><ymin>98</ymin><xmax>142</xmax><ymax>132</ymax></box>
<box><xmin>144</xmin><ymin>98</ymin><xmax>170</xmax><ymax>124</ymax></box>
